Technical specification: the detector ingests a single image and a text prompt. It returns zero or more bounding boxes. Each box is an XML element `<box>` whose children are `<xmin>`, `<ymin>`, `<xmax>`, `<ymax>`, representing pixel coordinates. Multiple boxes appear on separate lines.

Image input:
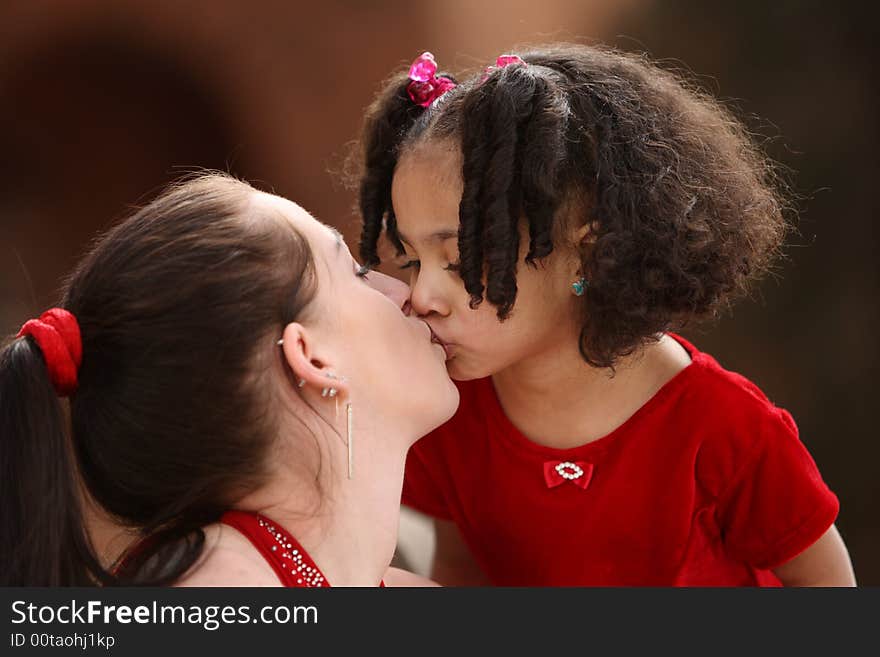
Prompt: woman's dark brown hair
<box><xmin>0</xmin><ymin>173</ymin><xmax>316</xmax><ymax>585</ymax></box>
<box><xmin>357</xmin><ymin>44</ymin><xmax>788</xmax><ymax>367</ymax></box>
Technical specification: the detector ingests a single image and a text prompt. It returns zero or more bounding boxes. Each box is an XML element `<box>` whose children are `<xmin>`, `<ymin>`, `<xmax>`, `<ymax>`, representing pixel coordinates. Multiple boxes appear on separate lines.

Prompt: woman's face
<box><xmin>258</xmin><ymin>192</ymin><xmax>459</xmax><ymax>438</ymax></box>
<box><xmin>390</xmin><ymin>141</ymin><xmax>581</xmax><ymax>381</ymax></box>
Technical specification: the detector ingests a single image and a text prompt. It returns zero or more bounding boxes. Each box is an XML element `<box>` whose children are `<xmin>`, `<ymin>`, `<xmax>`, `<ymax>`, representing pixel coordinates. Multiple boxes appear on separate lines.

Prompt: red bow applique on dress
<box><xmin>543</xmin><ymin>461</ymin><xmax>594</xmax><ymax>490</ymax></box>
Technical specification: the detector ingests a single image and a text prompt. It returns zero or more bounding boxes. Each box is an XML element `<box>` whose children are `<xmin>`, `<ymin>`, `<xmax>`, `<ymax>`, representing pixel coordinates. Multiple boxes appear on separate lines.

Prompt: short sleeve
<box><xmin>716</xmin><ymin>407</ymin><xmax>839</xmax><ymax>570</ymax></box>
<box><xmin>401</xmin><ymin>435</ymin><xmax>453</xmax><ymax>521</ymax></box>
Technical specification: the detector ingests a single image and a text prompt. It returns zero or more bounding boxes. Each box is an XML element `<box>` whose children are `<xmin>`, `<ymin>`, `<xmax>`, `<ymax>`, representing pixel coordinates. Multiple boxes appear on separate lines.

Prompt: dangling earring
<box><xmin>571</xmin><ymin>276</ymin><xmax>588</xmax><ymax>296</ymax></box>
<box><xmin>324</xmin><ymin>372</ymin><xmax>351</xmax><ymax>478</ymax></box>
<box><xmin>346</xmin><ymin>402</ymin><xmax>353</xmax><ymax>480</ymax></box>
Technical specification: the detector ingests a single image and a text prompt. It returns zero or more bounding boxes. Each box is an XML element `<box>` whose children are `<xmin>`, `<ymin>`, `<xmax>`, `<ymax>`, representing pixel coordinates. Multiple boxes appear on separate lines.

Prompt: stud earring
<box><xmin>276</xmin><ymin>338</ymin><xmax>284</xmax><ymax>346</ymax></box>
<box><xmin>571</xmin><ymin>276</ymin><xmax>588</xmax><ymax>296</ymax></box>
<box><xmin>323</xmin><ymin>372</ymin><xmax>340</xmax><ymax>398</ymax></box>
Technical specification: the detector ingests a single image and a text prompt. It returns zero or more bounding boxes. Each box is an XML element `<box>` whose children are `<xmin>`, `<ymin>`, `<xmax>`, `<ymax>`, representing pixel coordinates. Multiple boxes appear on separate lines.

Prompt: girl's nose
<box><xmin>409</xmin><ymin>271</ymin><xmax>450</xmax><ymax>318</ymax></box>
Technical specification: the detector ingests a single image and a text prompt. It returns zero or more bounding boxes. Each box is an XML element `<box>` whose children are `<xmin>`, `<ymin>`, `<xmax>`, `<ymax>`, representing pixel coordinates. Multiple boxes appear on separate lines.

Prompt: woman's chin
<box><xmin>410</xmin><ymin>379</ymin><xmax>459</xmax><ymax>441</ymax></box>
<box><xmin>441</xmin><ymin>380</ymin><xmax>460</xmax><ymax>421</ymax></box>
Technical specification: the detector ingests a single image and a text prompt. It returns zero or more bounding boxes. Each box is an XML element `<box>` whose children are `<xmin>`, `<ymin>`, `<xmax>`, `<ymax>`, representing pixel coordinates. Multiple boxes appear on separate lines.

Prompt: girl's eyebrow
<box><xmin>397</xmin><ymin>229</ymin><xmax>458</xmax><ymax>246</ymax></box>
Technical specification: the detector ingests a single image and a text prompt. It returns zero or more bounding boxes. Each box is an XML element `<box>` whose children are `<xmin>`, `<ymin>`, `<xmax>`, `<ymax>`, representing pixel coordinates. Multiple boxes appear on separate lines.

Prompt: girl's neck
<box><xmin>492</xmin><ymin>332</ymin><xmax>691</xmax><ymax>449</ymax></box>
<box><xmin>236</xmin><ymin>424</ymin><xmax>408</xmax><ymax>587</ymax></box>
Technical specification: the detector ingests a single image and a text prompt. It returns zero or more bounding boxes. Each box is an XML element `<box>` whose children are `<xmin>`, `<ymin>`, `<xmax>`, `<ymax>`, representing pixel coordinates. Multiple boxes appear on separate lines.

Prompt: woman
<box><xmin>0</xmin><ymin>172</ymin><xmax>458</xmax><ymax>586</ymax></box>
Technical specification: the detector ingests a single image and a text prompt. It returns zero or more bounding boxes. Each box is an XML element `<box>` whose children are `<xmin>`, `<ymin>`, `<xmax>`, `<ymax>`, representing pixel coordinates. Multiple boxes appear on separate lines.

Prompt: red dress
<box><xmin>402</xmin><ymin>333</ymin><xmax>839</xmax><ymax>586</ymax></box>
<box><xmin>220</xmin><ymin>511</ymin><xmax>329</xmax><ymax>587</ymax></box>
<box><xmin>118</xmin><ymin>511</ymin><xmax>383</xmax><ymax>586</ymax></box>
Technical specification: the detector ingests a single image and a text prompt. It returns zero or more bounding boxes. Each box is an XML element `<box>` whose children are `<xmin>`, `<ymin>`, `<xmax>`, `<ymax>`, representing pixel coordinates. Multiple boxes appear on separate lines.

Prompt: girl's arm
<box><xmin>382</xmin><ymin>567</ymin><xmax>441</xmax><ymax>587</ymax></box>
<box><xmin>771</xmin><ymin>525</ymin><xmax>856</xmax><ymax>586</ymax></box>
<box><xmin>431</xmin><ymin>518</ymin><xmax>492</xmax><ymax>586</ymax></box>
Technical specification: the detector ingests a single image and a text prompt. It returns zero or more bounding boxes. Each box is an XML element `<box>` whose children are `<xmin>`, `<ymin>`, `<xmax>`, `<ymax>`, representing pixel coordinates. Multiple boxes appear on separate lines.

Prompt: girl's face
<box><xmin>391</xmin><ymin>142</ymin><xmax>581</xmax><ymax>381</ymax></box>
<box><xmin>259</xmin><ymin>192</ymin><xmax>459</xmax><ymax>439</ymax></box>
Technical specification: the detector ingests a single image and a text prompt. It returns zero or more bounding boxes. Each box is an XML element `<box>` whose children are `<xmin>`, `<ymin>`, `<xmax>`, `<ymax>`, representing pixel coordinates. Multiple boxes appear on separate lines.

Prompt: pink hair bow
<box><xmin>480</xmin><ymin>53</ymin><xmax>526</xmax><ymax>82</ymax></box>
<box><xmin>407</xmin><ymin>51</ymin><xmax>456</xmax><ymax>108</ymax></box>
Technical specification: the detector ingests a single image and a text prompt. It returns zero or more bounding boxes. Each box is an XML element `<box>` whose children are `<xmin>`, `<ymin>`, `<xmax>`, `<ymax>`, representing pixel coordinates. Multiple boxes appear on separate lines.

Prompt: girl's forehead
<box><xmin>399</xmin><ymin>139</ymin><xmax>461</xmax><ymax>181</ymax></box>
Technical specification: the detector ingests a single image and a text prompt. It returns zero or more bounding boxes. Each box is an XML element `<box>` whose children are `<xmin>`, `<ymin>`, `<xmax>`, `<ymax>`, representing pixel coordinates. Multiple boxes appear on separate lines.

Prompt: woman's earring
<box><xmin>346</xmin><ymin>402</ymin><xmax>353</xmax><ymax>480</ymax></box>
<box><xmin>323</xmin><ymin>372</ymin><xmax>339</xmax><ymax>398</ymax></box>
<box><xmin>571</xmin><ymin>276</ymin><xmax>588</xmax><ymax>297</ymax></box>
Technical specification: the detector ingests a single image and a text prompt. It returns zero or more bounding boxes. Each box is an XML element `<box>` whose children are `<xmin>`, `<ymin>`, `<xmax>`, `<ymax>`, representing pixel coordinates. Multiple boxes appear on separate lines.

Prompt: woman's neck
<box><xmin>236</xmin><ymin>422</ymin><xmax>409</xmax><ymax>587</ymax></box>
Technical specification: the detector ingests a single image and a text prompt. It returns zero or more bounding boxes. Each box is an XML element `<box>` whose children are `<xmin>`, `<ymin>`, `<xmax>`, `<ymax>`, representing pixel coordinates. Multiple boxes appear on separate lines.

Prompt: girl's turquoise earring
<box><xmin>571</xmin><ymin>276</ymin><xmax>588</xmax><ymax>296</ymax></box>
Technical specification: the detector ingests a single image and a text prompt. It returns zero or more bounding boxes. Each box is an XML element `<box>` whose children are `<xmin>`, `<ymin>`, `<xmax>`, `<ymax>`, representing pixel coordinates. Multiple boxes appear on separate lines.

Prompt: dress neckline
<box><xmin>481</xmin><ymin>332</ymin><xmax>704</xmax><ymax>460</ymax></box>
<box><xmin>220</xmin><ymin>510</ymin><xmax>329</xmax><ymax>587</ymax></box>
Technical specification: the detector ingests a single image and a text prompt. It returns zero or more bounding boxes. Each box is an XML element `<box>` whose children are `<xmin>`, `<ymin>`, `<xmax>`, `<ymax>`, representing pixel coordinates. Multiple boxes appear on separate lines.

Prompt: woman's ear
<box><xmin>279</xmin><ymin>323</ymin><xmax>350</xmax><ymax>398</ymax></box>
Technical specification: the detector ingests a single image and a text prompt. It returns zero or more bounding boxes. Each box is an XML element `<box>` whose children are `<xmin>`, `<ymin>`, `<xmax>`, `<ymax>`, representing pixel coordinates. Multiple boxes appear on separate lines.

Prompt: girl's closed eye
<box><xmin>355</xmin><ymin>264</ymin><xmax>372</xmax><ymax>280</ymax></box>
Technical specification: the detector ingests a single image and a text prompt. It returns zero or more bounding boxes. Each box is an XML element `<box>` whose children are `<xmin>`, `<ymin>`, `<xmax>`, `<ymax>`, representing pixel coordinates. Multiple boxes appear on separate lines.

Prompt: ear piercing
<box><xmin>571</xmin><ymin>276</ymin><xmax>588</xmax><ymax>296</ymax></box>
<box><xmin>322</xmin><ymin>372</ymin><xmax>346</xmax><ymax>398</ymax></box>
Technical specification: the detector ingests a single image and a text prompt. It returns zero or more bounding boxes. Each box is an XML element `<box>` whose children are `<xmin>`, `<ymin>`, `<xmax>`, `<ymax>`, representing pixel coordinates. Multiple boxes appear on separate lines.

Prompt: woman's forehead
<box><xmin>257</xmin><ymin>191</ymin><xmax>344</xmax><ymax>251</ymax></box>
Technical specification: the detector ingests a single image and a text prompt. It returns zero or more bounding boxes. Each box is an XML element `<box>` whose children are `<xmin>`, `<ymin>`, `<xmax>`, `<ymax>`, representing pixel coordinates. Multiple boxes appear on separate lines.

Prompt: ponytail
<box><xmin>358</xmin><ymin>72</ymin><xmax>427</xmax><ymax>267</ymax></box>
<box><xmin>0</xmin><ymin>336</ymin><xmax>106</xmax><ymax>585</ymax></box>
<box><xmin>357</xmin><ymin>54</ymin><xmax>458</xmax><ymax>268</ymax></box>
<box><xmin>457</xmin><ymin>62</ymin><xmax>569</xmax><ymax>319</ymax></box>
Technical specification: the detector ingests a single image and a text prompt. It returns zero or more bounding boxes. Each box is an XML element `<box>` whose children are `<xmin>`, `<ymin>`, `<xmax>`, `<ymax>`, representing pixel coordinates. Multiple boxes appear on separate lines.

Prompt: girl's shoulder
<box><xmin>680</xmin><ymin>339</ymin><xmax>782</xmax><ymax>424</ymax></box>
<box><xmin>677</xmin><ymin>339</ymin><xmax>813</xmax><ymax>497</ymax></box>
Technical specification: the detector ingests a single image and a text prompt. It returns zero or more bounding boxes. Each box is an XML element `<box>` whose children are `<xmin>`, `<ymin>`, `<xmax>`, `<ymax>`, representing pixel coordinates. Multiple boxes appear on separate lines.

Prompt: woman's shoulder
<box><xmin>174</xmin><ymin>523</ymin><xmax>281</xmax><ymax>587</ymax></box>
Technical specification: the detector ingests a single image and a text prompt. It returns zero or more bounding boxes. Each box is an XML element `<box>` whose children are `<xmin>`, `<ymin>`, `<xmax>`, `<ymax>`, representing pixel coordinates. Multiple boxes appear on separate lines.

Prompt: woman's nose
<box><xmin>368</xmin><ymin>270</ymin><xmax>412</xmax><ymax>315</ymax></box>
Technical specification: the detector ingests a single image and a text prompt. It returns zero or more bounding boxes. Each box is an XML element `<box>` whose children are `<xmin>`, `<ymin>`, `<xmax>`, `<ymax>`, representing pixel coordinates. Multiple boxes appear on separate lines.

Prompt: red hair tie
<box><xmin>407</xmin><ymin>51</ymin><xmax>456</xmax><ymax>107</ymax></box>
<box><xmin>480</xmin><ymin>53</ymin><xmax>526</xmax><ymax>82</ymax></box>
<box><xmin>17</xmin><ymin>308</ymin><xmax>82</xmax><ymax>397</ymax></box>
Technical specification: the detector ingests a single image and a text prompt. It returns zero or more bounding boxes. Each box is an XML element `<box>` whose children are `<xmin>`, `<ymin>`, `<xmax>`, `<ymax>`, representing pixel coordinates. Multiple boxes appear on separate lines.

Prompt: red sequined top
<box><xmin>118</xmin><ymin>510</ymin><xmax>385</xmax><ymax>586</ymax></box>
<box><xmin>219</xmin><ymin>510</ymin><xmax>387</xmax><ymax>587</ymax></box>
<box><xmin>220</xmin><ymin>510</ymin><xmax>330</xmax><ymax>587</ymax></box>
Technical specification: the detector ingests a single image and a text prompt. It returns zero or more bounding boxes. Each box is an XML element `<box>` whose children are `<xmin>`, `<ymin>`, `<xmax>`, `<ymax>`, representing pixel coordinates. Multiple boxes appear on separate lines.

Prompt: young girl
<box><xmin>355</xmin><ymin>45</ymin><xmax>855</xmax><ymax>586</ymax></box>
<box><xmin>0</xmin><ymin>173</ymin><xmax>456</xmax><ymax>586</ymax></box>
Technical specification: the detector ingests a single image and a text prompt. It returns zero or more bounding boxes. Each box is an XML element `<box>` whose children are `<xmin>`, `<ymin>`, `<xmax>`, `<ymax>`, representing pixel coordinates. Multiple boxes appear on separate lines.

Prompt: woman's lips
<box><xmin>422</xmin><ymin>321</ymin><xmax>454</xmax><ymax>361</ymax></box>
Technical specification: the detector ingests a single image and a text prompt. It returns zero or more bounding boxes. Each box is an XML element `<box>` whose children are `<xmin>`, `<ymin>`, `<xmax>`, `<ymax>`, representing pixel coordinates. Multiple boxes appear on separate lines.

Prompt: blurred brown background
<box><xmin>1</xmin><ymin>1</ymin><xmax>877</xmax><ymax>583</ymax></box>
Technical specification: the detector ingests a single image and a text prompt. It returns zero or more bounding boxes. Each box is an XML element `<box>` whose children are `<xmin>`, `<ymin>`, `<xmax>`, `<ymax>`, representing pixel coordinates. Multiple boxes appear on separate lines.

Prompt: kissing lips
<box><xmin>426</xmin><ymin>323</ymin><xmax>454</xmax><ymax>361</ymax></box>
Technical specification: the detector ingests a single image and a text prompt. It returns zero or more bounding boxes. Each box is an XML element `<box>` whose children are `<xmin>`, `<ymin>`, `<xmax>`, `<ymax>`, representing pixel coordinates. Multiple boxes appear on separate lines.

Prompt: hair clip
<box><xmin>407</xmin><ymin>51</ymin><xmax>456</xmax><ymax>107</ymax></box>
<box><xmin>480</xmin><ymin>53</ymin><xmax>527</xmax><ymax>82</ymax></box>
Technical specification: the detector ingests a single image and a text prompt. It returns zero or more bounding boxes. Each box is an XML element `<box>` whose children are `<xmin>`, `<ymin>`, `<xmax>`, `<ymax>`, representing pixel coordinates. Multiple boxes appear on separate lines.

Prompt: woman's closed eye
<box><xmin>355</xmin><ymin>264</ymin><xmax>372</xmax><ymax>280</ymax></box>
<box><xmin>398</xmin><ymin>259</ymin><xmax>461</xmax><ymax>272</ymax></box>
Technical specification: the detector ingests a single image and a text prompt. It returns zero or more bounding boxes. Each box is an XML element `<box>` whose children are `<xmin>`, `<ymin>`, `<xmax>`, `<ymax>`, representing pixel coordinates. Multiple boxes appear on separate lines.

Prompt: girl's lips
<box><xmin>423</xmin><ymin>321</ymin><xmax>455</xmax><ymax>361</ymax></box>
<box><xmin>440</xmin><ymin>343</ymin><xmax>455</xmax><ymax>361</ymax></box>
